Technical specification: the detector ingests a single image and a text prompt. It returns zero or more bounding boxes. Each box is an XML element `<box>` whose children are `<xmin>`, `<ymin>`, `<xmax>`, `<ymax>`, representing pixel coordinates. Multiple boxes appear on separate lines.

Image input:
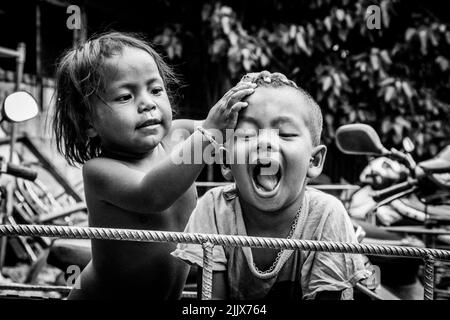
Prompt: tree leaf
<box><xmin>229</xmin><ymin>32</ymin><xmax>238</xmax><ymax>46</ymax></box>
<box><xmin>322</xmin><ymin>34</ymin><xmax>332</xmax><ymax>49</ymax></box>
<box><xmin>401</xmin><ymin>81</ymin><xmax>413</xmax><ymax>98</ymax></box>
<box><xmin>419</xmin><ymin>29</ymin><xmax>428</xmax><ymax>55</ymax></box>
<box><xmin>336</xmin><ymin>9</ymin><xmax>345</xmax><ymax>22</ymax></box>
<box><xmin>381</xmin><ymin>0</ymin><xmax>390</xmax><ymax>28</ymax></box>
<box><xmin>289</xmin><ymin>24</ymin><xmax>297</xmax><ymax>39</ymax></box>
<box><xmin>324</xmin><ymin>16</ymin><xmax>332</xmax><ymax>31</ymax></box>
<box><xmin>436</xmin><ymin>56</ymin><xmax>449</xmax><ymax>71</ymax></box>
<box><xmin>384</xmin><ymin>86</ymin><xmax>395</xmax><ymax>102</ymax></box>
<box><xmin>380</xmin><ymin>50</ymin><xmax>392</xmax><ymax>65</ymax></box>
<box><xmin>332</xmin><ymin>72</ymin><xmax>342</xmax><ymax>88</ymax></box>
<box><xmin>260</xmin><ymin>54</ymin><xmax>269</xmax><ymax>67</ymax></box>
<box><xmin>429</xmin><ymin>30</ymin><xmax>438</xmax><ymax>47</ymax></box>
<box><xmin>370</xmin><ymin>54</ymin><xmax>380</xmax><ymax>70</ymax></box>
<box><xmin>323</xmin><ymin>76</ymin><xmax>332</xmax><ymax>92</ymax></box>
<box><xmin>405</xmin><ymin>28</ymin><xmax>416</xmax><ymax>41</ymax></box>
<box><xmin>379</xmin><ymin>77</ymin><xmax>395</xmax><ymax>87</ymax></box>
<box><xmin>296</xmin><ymin>32</ymin><xmax>311</xmax><ymax>56</ymax></box>
<box><xmin>221</xmin><ymin>16</ymin><xmax>231</xmax><ymax>35</ymax></box>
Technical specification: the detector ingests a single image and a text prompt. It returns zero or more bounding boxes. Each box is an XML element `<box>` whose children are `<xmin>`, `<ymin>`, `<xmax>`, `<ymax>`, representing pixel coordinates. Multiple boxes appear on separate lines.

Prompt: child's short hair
<box><xmin>239</xmin><ymin>71</ymin><xmax>323</xmax><ymax>146</ymax></box>
<box><xmin>53</xmin><ymin>31</ymin><xmax>179</xmax><ymax>166</ymax></box>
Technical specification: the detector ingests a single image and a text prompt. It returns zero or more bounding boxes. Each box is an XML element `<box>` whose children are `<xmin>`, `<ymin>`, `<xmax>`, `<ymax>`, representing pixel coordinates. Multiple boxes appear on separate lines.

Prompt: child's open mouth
<box><xmin>250</xmin><ymin>156</ymin><xmax>282</xmax><ymax>197</ymax></box>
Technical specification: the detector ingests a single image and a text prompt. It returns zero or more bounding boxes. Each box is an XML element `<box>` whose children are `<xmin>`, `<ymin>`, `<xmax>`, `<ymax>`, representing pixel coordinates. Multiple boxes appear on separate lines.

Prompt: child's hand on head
<box><xmin>203</xmin><ymin>82</ymin><xmax>257</xmax><ymax>133</ymax></box>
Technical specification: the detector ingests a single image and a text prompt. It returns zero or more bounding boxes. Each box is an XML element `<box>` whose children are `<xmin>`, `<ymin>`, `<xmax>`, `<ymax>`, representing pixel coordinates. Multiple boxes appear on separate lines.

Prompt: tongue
<box><xmin>256</xmin><ymin>174</ymin><xmax>278</xmax><ymax>191</ymax></box>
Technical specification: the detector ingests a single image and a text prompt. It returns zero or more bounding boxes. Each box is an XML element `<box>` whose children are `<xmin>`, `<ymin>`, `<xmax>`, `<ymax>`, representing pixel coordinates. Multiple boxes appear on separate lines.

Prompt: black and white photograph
<box><xmin>0</xmin><ymin>0</ymin><xmax>449</xmax><ymax>313</ymax></box>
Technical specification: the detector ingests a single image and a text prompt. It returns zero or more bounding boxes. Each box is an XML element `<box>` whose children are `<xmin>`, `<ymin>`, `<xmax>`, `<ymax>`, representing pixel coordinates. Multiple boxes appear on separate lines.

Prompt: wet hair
<box><xmin>239</xmin><ymin>71</ymin><xmax>323</xmax><ymax>146</ymax></box>
<box><xmin>52</xmin><ymin>31</ymin><xmax>179</xmax><ymax>166</ymax></box>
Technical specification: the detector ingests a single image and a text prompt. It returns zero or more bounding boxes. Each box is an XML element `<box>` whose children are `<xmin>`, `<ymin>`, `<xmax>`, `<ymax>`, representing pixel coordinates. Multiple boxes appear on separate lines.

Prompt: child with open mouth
<box><xmin>172</xmin><ymin>71</ymin><xmax>370</xmax><ymax>300</ymax></box>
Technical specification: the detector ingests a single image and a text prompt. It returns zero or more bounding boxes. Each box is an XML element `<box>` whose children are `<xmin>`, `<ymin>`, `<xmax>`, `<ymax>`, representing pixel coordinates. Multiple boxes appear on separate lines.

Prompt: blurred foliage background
<box><xmin>1</xmin><ymin>0</ymin><xmax>449</xmax><ymax>183</ymax></box>
<box><xmin>150</xmin><ymin>0</ymin><xmax>450</xmax><ymax>182</ymax></box>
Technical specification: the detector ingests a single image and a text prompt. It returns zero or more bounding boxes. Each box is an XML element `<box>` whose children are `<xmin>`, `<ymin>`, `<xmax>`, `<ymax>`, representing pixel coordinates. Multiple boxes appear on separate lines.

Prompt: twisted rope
<box><xmin>2</xmin><ymin>224</ymin><xmax>449</xmax><ymax>300</ymax></box>
<box><xmin>201</xmin><ymin>242</ymin><xmax>214</xmax><ymax>300</ymax></box>
<box><xmin>1</xmin><ymin>224</ymin><xmax>449</xmax><ymax>260</ymax></box>
<box><xmin>424</xmin><ymin>254</ymin><xmax>435</xmax><ymax>300</ymax></box>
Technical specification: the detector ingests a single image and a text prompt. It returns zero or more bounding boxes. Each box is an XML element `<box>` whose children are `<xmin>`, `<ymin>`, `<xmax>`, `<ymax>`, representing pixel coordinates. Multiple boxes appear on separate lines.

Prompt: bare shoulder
<box><xmin>82</xmin><ymin>157</ymin><xmax>142</xmax><ymax>201</ymax></box>
<box><xmin>83</xmin><ymin>157</ymin><xmax>131</xmax><ymax>181</ymax></box>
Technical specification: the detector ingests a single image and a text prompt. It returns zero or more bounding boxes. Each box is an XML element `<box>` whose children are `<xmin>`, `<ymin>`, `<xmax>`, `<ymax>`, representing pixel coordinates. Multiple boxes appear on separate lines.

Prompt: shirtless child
<box><xmin>52</xmin><ymin>32</ymin><xmax>255</xmax><ymax>299</ymax></box>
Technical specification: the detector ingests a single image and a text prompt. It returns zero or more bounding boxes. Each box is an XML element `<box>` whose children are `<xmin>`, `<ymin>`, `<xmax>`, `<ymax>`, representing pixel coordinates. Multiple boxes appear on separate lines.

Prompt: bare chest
<box><xmin>88</xmin><ymin>184</ymin><xmax>197</xmax><ymax>232</ymax></box>
<box><xmin>251</xmin><ymin>247</ymin><xmax>283</xmax><ymax>272</ymax></box>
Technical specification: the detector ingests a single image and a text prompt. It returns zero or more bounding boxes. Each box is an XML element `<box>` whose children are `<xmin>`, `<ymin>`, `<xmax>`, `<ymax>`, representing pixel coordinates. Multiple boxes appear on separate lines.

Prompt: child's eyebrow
<box><xmin>111</xmin><ymin>77</ymin><xmax>162</xmax><ymax>90</ymax></box>
<box><xmin>271</xmin><ymin>116</ymin><xmax>297</xmax><ymax>126</ymax></box>
<box><xmin>238</xmin><ymin>116</ymin><xmax>259</xmax><ymax>126</ymax></box>
<box><xmin>238</xmin><ymin>116</ymin><xmax>299</xmax><ymax>128</ymax></box>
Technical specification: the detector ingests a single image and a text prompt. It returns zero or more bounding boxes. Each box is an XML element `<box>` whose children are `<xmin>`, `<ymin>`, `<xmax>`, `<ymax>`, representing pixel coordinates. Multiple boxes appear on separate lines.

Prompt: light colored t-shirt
<box><xmin>172</xmin><ymin>184</ymin><xmax>370</xmax><ymax>300</ymax></box>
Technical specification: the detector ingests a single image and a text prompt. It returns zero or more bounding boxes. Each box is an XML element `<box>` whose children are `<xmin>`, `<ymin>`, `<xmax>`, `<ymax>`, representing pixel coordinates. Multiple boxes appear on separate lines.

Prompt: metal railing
<box><xmin>1</xmin><ymin>223</ymin><xmax>449</xmax><ymax>300</ymax></box>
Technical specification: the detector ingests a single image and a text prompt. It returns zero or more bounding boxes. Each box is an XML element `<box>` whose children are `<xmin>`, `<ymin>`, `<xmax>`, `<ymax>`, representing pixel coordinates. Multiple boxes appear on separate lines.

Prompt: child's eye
<box><xmin>150</xmin><ymin>87</ymin><xmax>164</xmax><ymax>95</ymax></box>
<box><xmin>115</xmin><ymin>94</ymin><xmax>132</xmax><ymax>102</ymax></box>
<box><xmin>279</xmin><ymin>133</ymin><xmax>298</xmax><ymax>138</ymax></box>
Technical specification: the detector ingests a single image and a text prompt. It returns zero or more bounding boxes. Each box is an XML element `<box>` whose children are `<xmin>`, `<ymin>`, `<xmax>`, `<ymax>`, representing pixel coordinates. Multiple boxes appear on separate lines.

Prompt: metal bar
<box><xmin>311</xmin><ymin>184</ymin><xmax>360</xmax><ymax>191</ymax></box>
<box><xmin>8</xmin><ymin>43</ymin><xmax>26</xmax><ymax>163</ymax></box>
<box><xmin>195</xmin><ymin>182</ymin><xmax>230</xmax><ymax>188</ymax></box>
<box><xmin>38</xmin><ymin>203</ymin><xmax>87</xmax><ymax>224</ymax></box>
<box><xmin>0</xmin><ymin>283</ymin><xmax>71</xmax><ymax>294</ymax></box>
<box><xmin>36</xmin><ymin>2</ymin><xmax>43</xmax><ymax>110</ymax></box>
<box><xmin>201</xmin><ymin>241</ymin><xmax>214</xmax><ymax>300</ymax></box>
<box><xmin>0</xmin><ymin>235</ymin><xmax>6</xmax><ymax>272</ymax></box>
<box><xmin>182</xmin><ymin>291</ymin><xmax>197</xmax><ymax>299</ymax></box>
<box><xmin>0</xmin><ymin>283</ymin><xmax>199</xmax><ymax>299</ymax></box>
<box><xmin>1</xmin><ymin>224</ymin><xmax>450</xmax><ymax>260</ymax></box>
<box><xmin>381</xmin><ymin>226</ymin><xmax>450</xmax><ymax>235</ymax></box>
<box><xmin>354</xmin><ymin>282</ymin><xmax>383</xmax><ymax>300</ymax></box>
<box><xmin>0</xmin><ymin>183</ymin><xmax>15</xmax><ymax>272</ymax></box>
<box><xmin>0</xmin><ymin>136</ymin><xmax>19</xmax><ymax>146</ymax></box>
<box><xmin>1</xmin><ymin>224</ymin><xmax>449</xmax><ymax>300</ymax></box>
<box><xmin>374</xmin><ymin>187</ymin><xmax>417</xmax><ymax>209</ymax></box>
<box><xmin>0</xmin><ymin>135</ymin><xmax>83</xmax><ymax>202</ymax></box>
<box><xmin>19</xmin><ymin>136</ymin><xmax>83</xmax><ymax>202</ymax></box>
<box><xmin>423</xmin><ymin>254</ymin><xmax>435</xmax><ymax>300</ymax></box>
<box><xmin>0</xmin><ymin>47</ymin><xmax>20</xmax><ymax>58</ymax></box>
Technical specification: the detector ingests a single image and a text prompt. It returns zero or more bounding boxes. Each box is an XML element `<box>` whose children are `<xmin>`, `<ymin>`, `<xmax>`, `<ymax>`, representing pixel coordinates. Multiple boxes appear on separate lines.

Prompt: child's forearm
<box><xmin>139</xmin><ymin>128</ymin><xmax>212</xmax><ymax>211</ymax></box>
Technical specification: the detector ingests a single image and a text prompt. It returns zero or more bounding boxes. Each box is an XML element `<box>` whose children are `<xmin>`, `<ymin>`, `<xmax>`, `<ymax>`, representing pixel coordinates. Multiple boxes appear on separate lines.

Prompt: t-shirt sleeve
<box><xmin>301</xmin><ymin>195</ymin><xmax>371</xmax><ymax>300</ymax></box>
<box><xmin>171</xmin><ymin>191</ymin><xmax>227</xmax><ymax>271</ymax></box>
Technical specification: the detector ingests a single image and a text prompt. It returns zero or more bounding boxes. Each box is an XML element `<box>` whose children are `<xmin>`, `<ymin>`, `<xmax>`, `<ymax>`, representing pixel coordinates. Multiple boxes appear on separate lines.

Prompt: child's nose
<box><xmin>138</xmin><ymin>95</ymin><xmax>157</xmax><ymax>113</ymax></box>
<box><xmin>257</xmin><ymin>130</ymin><xmax>280</xmax><ymax>152</ymax></box>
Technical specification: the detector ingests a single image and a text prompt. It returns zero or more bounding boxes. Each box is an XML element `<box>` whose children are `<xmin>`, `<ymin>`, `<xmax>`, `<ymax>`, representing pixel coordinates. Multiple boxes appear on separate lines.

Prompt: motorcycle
<box><xmin>335</xmin><ymin>123</ymin><xmax>450</xmax><ymax>299</ymax></box>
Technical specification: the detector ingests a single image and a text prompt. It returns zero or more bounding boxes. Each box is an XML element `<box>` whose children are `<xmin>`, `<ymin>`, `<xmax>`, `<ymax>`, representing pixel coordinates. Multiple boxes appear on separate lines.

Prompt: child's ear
<box><xmin>307</xmin><ymin>145</ymin><xmax>327</xmax><ymax>179</ymax></box>
<box><xmin>86</xmin><ymin>121</ymin><xmax>98</xmax><ymax>138</ymax></box>
<box><xmin>84</xmin><ymin>113</ymin><xmax>98</xmax><ymax>138</ymax></box>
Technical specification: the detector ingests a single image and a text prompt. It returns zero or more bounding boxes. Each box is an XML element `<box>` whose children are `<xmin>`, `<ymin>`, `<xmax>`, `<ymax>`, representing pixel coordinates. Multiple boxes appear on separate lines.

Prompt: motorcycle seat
<box><xmin>47</xmin><ymin>239</ymin><xmax>91</xmax><ymax>271</ymax></box>
<box><xmin>419</xmin><ymin>145</ymin><xmax>450</xmax><ymax>172</ymax></box>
